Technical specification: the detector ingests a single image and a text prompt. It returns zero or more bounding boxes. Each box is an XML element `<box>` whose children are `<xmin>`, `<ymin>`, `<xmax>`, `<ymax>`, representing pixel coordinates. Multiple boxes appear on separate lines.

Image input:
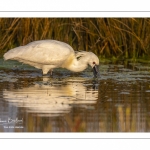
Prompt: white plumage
<box><xmin>3</xmin><ymin>79</ymin><xmax>98</xmax><ymax>116</ymax></box>
<box><xmin>4</xmin><ymin>40</ymin><xmax>100</xmax><ymax>77</ymax></box>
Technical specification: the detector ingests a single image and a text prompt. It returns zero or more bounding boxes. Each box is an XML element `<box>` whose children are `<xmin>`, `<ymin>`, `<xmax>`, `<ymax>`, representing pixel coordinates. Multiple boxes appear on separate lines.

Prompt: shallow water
<box><xmin>0</xmin><ymin>58</ymin><xmax>150</xmax><ymax>132</ymax></box>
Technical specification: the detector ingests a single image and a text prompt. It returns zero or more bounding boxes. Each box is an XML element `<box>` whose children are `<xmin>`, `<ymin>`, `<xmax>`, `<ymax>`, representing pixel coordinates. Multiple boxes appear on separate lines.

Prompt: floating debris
<box><xmin>119</xmin><ymin>92</ymin><xmax>130</xmax><ymax>95</ymax></box>
<box><xmin>145</xmin><ymin>90</ymin><xmax>150</xmax><ymax>93</ymax></box>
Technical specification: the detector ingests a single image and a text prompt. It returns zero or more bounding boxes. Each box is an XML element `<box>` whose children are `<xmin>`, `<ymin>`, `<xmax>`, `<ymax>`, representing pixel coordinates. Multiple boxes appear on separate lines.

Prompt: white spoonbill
<box><xmin>3</xmin><ymin>40</ymin><xmax>100</xmax><ymax>77</ymax></box>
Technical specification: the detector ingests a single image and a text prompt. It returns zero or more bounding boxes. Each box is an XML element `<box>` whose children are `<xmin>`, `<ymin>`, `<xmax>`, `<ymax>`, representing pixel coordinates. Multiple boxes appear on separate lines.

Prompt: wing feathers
<box><xmin>4</xmin><ymin>40</ymin><xmax>74</xmax><ymax>66</ymax></box>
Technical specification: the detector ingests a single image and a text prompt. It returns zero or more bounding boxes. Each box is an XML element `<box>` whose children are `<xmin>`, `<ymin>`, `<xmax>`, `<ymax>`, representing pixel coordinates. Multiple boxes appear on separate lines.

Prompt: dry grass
<box><xmin>0</xmin><ymin>18</ymin><xmax>150</xmax><ymax>59</ymax></box>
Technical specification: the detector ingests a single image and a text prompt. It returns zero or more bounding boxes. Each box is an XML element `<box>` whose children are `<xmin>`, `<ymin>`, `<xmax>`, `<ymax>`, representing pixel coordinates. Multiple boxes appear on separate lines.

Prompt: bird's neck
<box><xmin>62</xmin><ymin>55</ymin><xmax>88</xmax><ymax>72</ymax></box>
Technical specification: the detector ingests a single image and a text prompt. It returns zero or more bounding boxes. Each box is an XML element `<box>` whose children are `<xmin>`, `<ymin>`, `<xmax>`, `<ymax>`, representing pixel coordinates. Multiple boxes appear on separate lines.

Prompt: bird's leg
<box><xmin>50</xmin><ymin>69</ymin><xmax>53</xmax><ymax>76</ymax></box>
<box><xmin>42</xmin><ymin>67</ymin><xmax>50</xmax><ymax>76</ymax></box>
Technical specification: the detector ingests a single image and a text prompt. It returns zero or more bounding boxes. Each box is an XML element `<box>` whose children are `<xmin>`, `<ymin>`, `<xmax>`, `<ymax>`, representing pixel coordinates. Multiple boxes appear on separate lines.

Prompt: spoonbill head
<box><xmin>3</xmin><ymin>40</ymin><xmax>100</xmax><ymax>78</ymax></box>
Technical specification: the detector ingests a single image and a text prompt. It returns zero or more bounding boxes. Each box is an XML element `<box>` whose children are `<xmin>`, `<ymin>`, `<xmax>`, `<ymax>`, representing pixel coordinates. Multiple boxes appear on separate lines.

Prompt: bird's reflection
<box><xmin>3</xmin><ymin>77</ymin><xmax>98</xmax><ymax>117</ymax></box>
<box><xmin>92</xmin><ymin>79</ymin><xmax>99</xmax><ymax>90</ymax></box>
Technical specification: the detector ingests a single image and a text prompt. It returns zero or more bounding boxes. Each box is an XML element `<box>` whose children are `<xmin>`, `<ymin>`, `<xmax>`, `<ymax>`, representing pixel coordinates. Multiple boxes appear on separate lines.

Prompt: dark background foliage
<box><xmin>0</xmin><ymin>18</ymin><xmax>150</xmax><ymax>60</ymax></box>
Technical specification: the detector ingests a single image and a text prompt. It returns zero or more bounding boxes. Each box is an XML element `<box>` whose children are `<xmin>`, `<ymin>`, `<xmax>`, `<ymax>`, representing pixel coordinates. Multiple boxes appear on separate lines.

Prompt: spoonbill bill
<box><xmin>4</xmin><ymin>40</ymin><xmax>100</xmax><ymax>77</ymax></box>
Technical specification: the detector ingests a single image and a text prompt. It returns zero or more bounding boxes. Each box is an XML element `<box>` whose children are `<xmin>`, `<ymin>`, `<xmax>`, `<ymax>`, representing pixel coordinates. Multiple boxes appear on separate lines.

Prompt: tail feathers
<box><xmin>3</xmin><ymin>52</ymin><xmax>10</xmax><ymax>60</ymax></box>
<box><xmin>3</xmin><ymin>46</ymin><xmax>24</xmax><ymax>60</ymax></box>
<box><xmin>3</xmin><ymin>51</ymin><xmax>15</xmax><ymax>60</ymax></box>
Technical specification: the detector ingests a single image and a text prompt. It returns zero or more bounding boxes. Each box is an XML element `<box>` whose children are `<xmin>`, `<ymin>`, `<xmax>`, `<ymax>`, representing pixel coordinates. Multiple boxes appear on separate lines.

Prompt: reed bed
<box><xmin>0</xmin><ymin>18</ymin><xmax>150</xmax><ymax>60</ymax></box>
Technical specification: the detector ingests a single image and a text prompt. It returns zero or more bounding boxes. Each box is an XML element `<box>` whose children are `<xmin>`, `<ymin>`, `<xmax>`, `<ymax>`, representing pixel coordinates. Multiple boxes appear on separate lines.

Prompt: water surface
<box><xmin>0</xmin><ymin>58</ymin><xmax>150</xmax><ymax>132</ymax></box>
